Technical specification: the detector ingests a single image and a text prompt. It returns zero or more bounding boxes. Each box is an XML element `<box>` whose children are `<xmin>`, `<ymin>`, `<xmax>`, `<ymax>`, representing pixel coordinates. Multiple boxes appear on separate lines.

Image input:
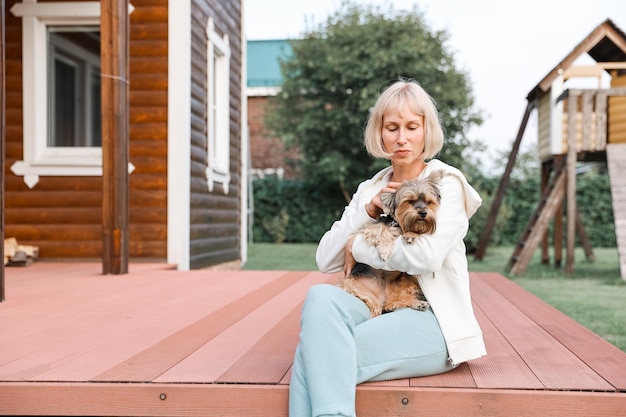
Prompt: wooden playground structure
<box><xmin>475</xmin><ymin>19</ymin><xmax>626</xmax><ymax>280</ymax></box>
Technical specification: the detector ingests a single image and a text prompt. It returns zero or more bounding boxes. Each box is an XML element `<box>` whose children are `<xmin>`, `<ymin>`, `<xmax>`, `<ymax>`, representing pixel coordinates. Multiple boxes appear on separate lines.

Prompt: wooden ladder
<box><xmin>507</xmin><ymin>160</ymin><xmax>567</xmax><ymax>275</ymax></box>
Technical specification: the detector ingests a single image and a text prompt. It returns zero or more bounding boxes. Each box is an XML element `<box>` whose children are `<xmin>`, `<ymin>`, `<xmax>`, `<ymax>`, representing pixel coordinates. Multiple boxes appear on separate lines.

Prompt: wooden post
<box><xmin>0</xmin><ymin>0</ymin><xmax>5</xmax><ymax>300</ymax></box>
<box><xmin>474</xmin><ymin>101</ymin><xmax>534</xmax><ymax>260</ymax></box>
<box><xmin>540</xmin><ymin>161</ymin><xmax>550</xmax><ymax>265</ymax></box>
<box><xmin>565</xmin><ymin>93</ymin><xmax>578</xmax><ymax>274</ymax></box>
<box><xmin>101</xmin><ymin>0</ymin><xmax>129</xmax><ymax>274</ymax></box>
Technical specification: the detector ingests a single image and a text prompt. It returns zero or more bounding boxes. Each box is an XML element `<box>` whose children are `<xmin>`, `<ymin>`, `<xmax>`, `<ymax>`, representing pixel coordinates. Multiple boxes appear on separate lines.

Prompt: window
<box><xmin>10</xmin><ymin>2</ymin><xmax>133</xmax><ymax>188</ymax></box>
<box><xmin>205</xmin><ymin>17</ymin><xmax>231</xmax><ymax>194</ymax></box>
<box><xmin>48</xmin><ymin>26</ymin><xmax>101</xmax><ymax>148</ymax></box>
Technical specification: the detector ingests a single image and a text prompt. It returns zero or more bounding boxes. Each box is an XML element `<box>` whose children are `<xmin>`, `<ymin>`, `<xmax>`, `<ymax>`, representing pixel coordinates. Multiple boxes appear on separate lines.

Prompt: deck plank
<box><xmin>92</xmin><ymin>271</ymin><xmax>310</xmax><ymax>382</ymax></box>
<box><xmin>466</xmin><ymin>300</ymin><xmax>544</xmax><ymax>389</ymax></box>
<box><xmin>408</xmin><ymin>362</ymin><xmax>475</xmax><ymax>388</ymax></box>
<box><xmin>215</xmin><ymin>272</ymin><xmax>337</xmax><ymax>384</ymax></box>
<box><xmin>31</xmin><ymin>271</ymin><xmax>282</xmax><ymax>382</ymax></box>
<box><xmin>470</xmin><ymin>273</ymin><xmax>615</xmax><ymax>391</ymax></box>
<box><xmin>480</xmin><ymin>271</ymin><xmax>626</xmax><ymax>391</ymax></box>
<box><xmin>0</xmin><ymin>265</ymin><xmax>625</xmax><ymax>417</ymax></box>
<box><xmin>0</xmin><ymin>269</ymin><xmax>283</xmax><ymax>381</ymax></box>
<box><xmin>156</xmin><ymin>271</ymin><xmax>335</xmax><ymax>383</ymax></box>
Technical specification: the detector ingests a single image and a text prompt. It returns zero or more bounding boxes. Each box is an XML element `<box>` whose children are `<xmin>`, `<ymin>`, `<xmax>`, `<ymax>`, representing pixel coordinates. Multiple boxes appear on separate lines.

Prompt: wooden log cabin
<box><xmin>475</xmin><ymin>19</ymin><xmax>626</xmax><ymax>279</ymax></box>
<box><xmin>1</xmin><ymin>0</ymin><xmax>247</xmax><ymax>272</ymax></box>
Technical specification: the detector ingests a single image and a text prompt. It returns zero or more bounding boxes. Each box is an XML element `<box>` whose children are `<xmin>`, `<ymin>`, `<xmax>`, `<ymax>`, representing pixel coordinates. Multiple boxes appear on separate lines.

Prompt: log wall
<box><xmin>188</xmin><ymin>0</ymin><xmax>242</xmax><ymax>268</ymax></box>
<box><xmin>4</xmin><ymin>0</ymin><xmax>168</xmax><ymax>260</ymax></box>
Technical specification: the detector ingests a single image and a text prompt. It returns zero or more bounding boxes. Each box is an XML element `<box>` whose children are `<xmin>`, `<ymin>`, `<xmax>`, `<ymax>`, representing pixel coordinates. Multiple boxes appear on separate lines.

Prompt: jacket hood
<box><xmin>425</xmin><ymin>159</ymin><xmax>482</xmax><ymax>219</ymax></box>
<box><xmin>373</xmin><ymin>160</ymin><xmax>482</xmax><ymax>219</ymax></box>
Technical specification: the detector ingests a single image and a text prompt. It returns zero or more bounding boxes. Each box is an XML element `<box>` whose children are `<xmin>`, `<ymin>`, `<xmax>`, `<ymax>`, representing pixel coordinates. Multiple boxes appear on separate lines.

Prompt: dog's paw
<box><xmin>403</xmin><ymin>232</ymin><xmax>419</xmax><ymax>244</ymax></box>
<box><xmin>370</xmin><ymin>306</ymin><xmax>383</xmax><ymax>317</ymax></box>
<box><xmin>377</xmin><ymin>246</ymin><xmax>392</xmax><ymax>261</ymax></box>
<box><xmin>412</xmin><ymin>300</ymin><xmax>430</xmax><ymax>311</ymax></box>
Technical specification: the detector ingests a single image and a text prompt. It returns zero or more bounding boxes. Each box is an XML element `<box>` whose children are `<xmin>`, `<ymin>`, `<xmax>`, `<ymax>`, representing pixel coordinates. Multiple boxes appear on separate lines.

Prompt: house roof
<box><xmin>527</xmin><ymin>18</ymin><xmax>626</xmax><ymax>101</ymax></box>
<box><xmin>247</xmin><ymin>40</ymin><xmax>293</xmax><ymax>88</ymax></box>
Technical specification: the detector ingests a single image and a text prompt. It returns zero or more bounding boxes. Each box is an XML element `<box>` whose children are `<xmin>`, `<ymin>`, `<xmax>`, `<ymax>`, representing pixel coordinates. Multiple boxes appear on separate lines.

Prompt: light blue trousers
<box><xmin>289</xmin><ymin>284</ymin><xmax>454</xmax><ymax>417</ymax></box>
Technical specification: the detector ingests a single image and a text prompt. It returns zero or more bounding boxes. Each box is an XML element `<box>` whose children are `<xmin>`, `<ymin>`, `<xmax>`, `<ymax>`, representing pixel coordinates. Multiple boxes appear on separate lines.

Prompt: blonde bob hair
<box><xmin>364</xmin><ymin>79</ymin><xmax>444</xmax><ymax>160</ymax></box>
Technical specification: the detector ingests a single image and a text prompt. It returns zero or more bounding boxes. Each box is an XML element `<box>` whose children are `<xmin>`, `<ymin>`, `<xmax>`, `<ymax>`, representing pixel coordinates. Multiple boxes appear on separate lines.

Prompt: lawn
<box><xmin>244</xmin><ymin>243</ymin><xmax>626</xmax><ymax>352</ymax></box>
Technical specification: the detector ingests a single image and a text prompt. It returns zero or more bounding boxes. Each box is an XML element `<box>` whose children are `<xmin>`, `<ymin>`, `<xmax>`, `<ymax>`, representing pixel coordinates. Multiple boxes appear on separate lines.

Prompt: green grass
<box><xmin>244</xmin><ymin>243</ymin><xmax>319</xmax><ymax>271</ymax></box>
<box><xmin>245</xmin><ymin>243</ymin><xmax>626</xmax><ymax>352</ymax></box>
<box><xmin>470</xmin><ymin>246</ymin><xmax>626</xmax><ymax>352</ymax></box>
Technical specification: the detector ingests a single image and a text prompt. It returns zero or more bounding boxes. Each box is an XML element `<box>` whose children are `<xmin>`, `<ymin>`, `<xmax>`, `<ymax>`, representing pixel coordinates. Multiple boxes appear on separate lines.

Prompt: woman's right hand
<box><xmin>366</xmin><ymin>182</ymin><xmax>402</xmax><ymax>218</ymax></box>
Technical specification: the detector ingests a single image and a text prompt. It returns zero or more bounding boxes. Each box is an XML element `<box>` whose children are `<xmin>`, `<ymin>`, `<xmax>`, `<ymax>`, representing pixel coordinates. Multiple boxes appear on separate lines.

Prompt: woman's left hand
<box><xmin>343</xmin><ymin>235</ymin><xmax>356</xmax><ymax>276</ymax></box>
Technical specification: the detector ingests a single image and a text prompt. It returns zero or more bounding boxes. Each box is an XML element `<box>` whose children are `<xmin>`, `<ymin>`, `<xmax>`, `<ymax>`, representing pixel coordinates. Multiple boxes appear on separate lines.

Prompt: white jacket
<box><xmin>316</xmin><ymin>159</ymin><xmax>487</xmax><ymax>365</ymax></box>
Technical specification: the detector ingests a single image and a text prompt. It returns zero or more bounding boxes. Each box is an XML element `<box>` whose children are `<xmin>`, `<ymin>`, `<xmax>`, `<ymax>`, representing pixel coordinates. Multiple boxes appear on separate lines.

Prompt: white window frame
<box><xmin>10</xmin><ymin>1</ymin><xmax>134</xmax><ymax>189</ymax></box>
<box><xmin>205</xmin><ymin>17</ymin><xmax>231</xmax><ymax>194</ymax></box>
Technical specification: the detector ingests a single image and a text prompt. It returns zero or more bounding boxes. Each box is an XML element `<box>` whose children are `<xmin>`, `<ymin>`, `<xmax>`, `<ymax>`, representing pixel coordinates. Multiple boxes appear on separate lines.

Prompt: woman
<box><xmin>288</xmin><ymin>79</ymin><xmax>486</xmax><ymax>417</ymax></box>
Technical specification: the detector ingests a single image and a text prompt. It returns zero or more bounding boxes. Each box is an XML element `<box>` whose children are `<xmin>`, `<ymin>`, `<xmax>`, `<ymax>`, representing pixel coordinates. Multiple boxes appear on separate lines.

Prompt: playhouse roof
<box><xmin>527</xmin><ymin>18</ymin><xmax>626</xmax><ymax>101</ymax></box>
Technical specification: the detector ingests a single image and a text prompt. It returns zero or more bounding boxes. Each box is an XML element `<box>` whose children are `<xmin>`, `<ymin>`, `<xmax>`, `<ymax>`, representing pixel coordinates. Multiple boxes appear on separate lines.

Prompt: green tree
<box><xmin>267</xmin><ymin>1</ymin><xmax>483</xmax><ymax>201</ymax></box>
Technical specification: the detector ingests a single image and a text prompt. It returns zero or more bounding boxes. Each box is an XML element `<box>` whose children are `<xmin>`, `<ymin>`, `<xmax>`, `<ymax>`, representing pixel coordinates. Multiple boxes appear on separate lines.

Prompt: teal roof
<box><xmin>247</xmin><ymin>40</ymin><xmax>293</xmax><ymax>87</ymax></box>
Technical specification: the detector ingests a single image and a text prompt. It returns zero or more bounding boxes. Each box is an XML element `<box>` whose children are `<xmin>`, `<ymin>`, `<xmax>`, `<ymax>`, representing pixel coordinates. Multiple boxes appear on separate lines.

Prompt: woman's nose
<box><xmin>396</xmin><ymin>129</ymin><xmax>407</xmax><ymax>143</ymax></box>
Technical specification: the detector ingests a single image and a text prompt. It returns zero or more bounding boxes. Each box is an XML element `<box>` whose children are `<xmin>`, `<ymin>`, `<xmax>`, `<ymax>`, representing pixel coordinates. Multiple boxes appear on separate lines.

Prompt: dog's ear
<box><xmin>428</xmin><ymin>170</ymin><xmax>445</xmax><ymax>203</ymax></box>
<box><xmin>433</xmin><ymin>186</ymin><xmax>442</xmax><ymax>204</ymax></box>
<box><xmin>429</xmin><ymin>169</ymin><xmax>445</xmax><ymax>183</ymax></box>
<box><xmin>380</xmin><ymin>191</ymin><xmax>397</xmax><ymax>214</ymax></box>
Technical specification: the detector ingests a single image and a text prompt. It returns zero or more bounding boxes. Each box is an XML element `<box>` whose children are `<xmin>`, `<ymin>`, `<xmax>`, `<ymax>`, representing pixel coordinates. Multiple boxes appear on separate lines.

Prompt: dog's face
<box><xmin>380</xmin><ymin>171</ymin><xmax>443</xmax><ymax>236</ymax></box>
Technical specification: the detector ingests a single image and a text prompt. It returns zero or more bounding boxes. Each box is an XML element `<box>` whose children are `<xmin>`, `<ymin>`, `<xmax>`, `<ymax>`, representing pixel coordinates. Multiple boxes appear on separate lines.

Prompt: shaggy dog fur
<box><xmin>338</xmin><ymin>170</ymin><xmax>444</xmax><ymax>317</ymax></box>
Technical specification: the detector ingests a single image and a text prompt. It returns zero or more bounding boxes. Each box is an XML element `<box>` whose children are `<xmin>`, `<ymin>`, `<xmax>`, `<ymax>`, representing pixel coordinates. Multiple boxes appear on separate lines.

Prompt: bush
<box><xmin>252</xmin><ymin>176</ymin><xmax>345</xmax><ymax>243</ymax></box>
<box><xmin>252</xmin><ymin>165</ymin><xmax>617</xmax><ymax>249</ymax></box>
<box><xmin>496</xmin><ymin>164</ymin><xmax>616</xmax><ymax>248</ymax></box>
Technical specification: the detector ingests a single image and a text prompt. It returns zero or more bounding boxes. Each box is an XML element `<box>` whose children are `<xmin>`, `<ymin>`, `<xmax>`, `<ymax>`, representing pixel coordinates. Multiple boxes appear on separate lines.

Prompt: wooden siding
<box><xmin>537</xmin><ymin>88</ymin><xmax>626</xmax><ymax>160</ymax></box>
<box><xmin>189</xmin><ymin>0</ymin><xmax>242</xmax><ymax>269</ymax></box>
<box><xmin>609</xmin><ymin>74</ymin><xmax>626</xmax><ymax>144</ymax></box>
<box><xmin>561</xmin><ymin>94</ymin><xmax>600</xmax><ymax>153</ymax></box>
<box><xmin>4</xmin><ymin>0</ymin><xmax>168</xmax><ymax>260</ymax></box>
<box><xmin>537</xmin><ymin>91</ymin><xmax>552</xmax><ymax>161</ymax></box>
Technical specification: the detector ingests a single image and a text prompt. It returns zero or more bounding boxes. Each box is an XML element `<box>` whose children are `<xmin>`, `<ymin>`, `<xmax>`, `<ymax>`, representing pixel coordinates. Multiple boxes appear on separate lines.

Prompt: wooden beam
<box><xmin>0</xmin><ymin>0</ymin><xmax>6</xmax><ymax>301</ymax></box>
<box><xmin>101</xmin><ymin>0</ymin><xmax>130</xmax><ymax>274</ymax></box>
<box><xmin>474</xmin><ymin>101</ymin><xmax>535</xmax><ymax>260</ymax></box>
<box><xmin>540</xmin><ymin>162</ymin><xmax>550</xmax><ymax>265</ymax></box>
<box><xmin>565</xmin><ymin>91</ymin><xmax>578</xmax><ymax>274</ymax></box>
<box><xmin>509</xmin><ymin>170</ymin><xmax>566</xmax><ymax>275</ymax></box>
<box><xmin>575</xmin><ymin>208</ymin><xmax>595</xmax><ymax>262</ymax></box>
<box><xmin>554</xmin><ymin>201</ymin><xmax>563</xmax><ymax>267</ymax></box>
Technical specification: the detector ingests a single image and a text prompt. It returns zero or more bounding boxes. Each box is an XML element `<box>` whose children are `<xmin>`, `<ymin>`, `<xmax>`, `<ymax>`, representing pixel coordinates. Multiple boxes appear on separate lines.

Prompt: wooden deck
<box><xmin>0</xmin><ymin>263</ymin><xmax>625</xmax><ymax>416</ymax></box>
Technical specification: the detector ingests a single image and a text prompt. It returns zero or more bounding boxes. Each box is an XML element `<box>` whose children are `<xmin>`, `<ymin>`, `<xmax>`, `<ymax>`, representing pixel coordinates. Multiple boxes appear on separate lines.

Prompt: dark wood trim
<box><xmin>1</xmin><ymin>0</ymin><xmax>5</xmax><ymax>301</ymax></box>
<box><xmin>101</xmin><ymin>0</ymin><xmax>130</xmax><ymax>274</ymax></box>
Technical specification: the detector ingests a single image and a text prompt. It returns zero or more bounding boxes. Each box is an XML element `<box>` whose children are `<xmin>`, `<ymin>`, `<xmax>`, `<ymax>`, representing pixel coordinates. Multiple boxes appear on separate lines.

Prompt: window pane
<box><xmin>53</xmin><ymin>59</ymin><xmax>77</xmax><ymax>146</ymax></box>
<box><xmin>47</xmin><ymin>26</ymin><xmax>101</xmax><ymax>147</ymax></box>
<box><xmin>91</xmin><ymin>71</ymin><xmax>102</xmax><ymax>146</ymax></box>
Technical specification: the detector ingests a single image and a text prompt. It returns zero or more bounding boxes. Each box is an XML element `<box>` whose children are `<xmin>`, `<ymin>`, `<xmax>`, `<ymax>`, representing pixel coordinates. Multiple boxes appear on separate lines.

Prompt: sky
<box><xmin>245</xmin><ymin>0</ymin><xmax>626</xmax><ymax>172</ymax></box>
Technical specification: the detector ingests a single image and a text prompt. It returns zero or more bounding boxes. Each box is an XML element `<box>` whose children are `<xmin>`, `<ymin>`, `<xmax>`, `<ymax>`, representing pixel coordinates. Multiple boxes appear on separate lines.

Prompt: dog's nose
<box><xmin>418</xmin><ymin>210</ymin><xmax>427</xmax><ymax>218</ymax></box>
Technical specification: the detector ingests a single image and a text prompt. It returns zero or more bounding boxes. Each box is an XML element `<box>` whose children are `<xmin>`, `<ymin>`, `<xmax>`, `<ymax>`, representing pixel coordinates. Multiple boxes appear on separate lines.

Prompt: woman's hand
<box><xmin>366</xmin><ymin>182</ymin><xmax>402</xmax><ymax>218</ymax></box>
<box><xmin>347</xmin><ymin>182</ymin><xmax>403</xmax><ymax>275</ymax></box>
<box><xmin>343</xmin><ymin>235</ymin><xmax>356</xmax><ymax>276</ymax></box>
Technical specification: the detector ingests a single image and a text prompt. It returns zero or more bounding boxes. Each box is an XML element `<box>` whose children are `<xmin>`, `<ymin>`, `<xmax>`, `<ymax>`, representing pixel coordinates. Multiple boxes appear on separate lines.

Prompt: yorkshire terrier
<box><xmin>338</xmin><ymin>170</ymin><xmax>444</xmax><ymax>317</ymax></box>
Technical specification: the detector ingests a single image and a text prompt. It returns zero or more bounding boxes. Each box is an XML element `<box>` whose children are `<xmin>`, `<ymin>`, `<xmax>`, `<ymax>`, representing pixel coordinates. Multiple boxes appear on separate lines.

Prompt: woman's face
<box><xmin>381</xmin><ymin>103</ymin><xmax>426</xmax><ymax>167</ymax></box>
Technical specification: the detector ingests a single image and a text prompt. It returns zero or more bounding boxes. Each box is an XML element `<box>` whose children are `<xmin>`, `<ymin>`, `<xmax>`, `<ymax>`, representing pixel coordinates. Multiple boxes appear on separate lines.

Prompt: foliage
<box><xmin>575</xmin><ymin>166</ymin><xmax>616</xmax><ymax>246</ymax></box>
<box><xmin>256</xmin><ymin>0</ymin><xmax>617</xmax><ymax>251</ymax></box>
<box><xmin>252</xmin><ymin>176</ymin><xmax>345</xmax><ymax>243</ymax></box>
<box><xmin>266</xmin><ymin>0</ymin><xmax>482</xmax><ymax>201</ymax></box>
<box><xmin>478</xmin><ymin>145</ymin><xmax>617</xmax><ymax>248</ymax></box>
